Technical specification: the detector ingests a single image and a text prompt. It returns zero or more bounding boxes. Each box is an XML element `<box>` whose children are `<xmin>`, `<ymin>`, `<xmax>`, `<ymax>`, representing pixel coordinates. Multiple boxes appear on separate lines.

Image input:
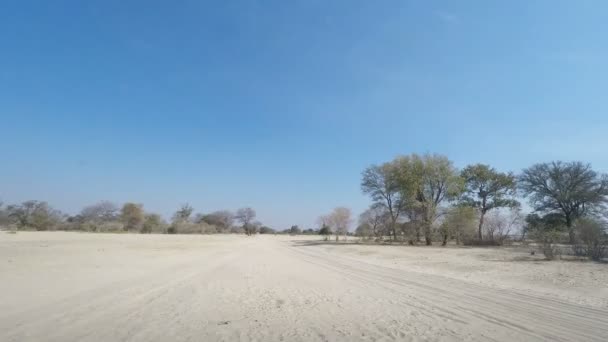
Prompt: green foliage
<box><xmin>520</xmin><ymin>161</ymin><xmax>608</xmax><ymax>243</ymax></box>
<box><xmin>440</xmin><ymin>206</ymin><xmax>478</xmax><ymax>245</ymax></box>
<box><xmin>361</xmin><ymin>162</ymin><xmax>404</xmax><ymax>240</ymax></box>
<box><xmin>460</xmin><ymin>164</ymin><xmax>519</xmax><ymax>240</ymax></box>
<box><xmin>394</xmin><ymin>153</ymin><xmax>464</xmax><ymax>245</ymax></box>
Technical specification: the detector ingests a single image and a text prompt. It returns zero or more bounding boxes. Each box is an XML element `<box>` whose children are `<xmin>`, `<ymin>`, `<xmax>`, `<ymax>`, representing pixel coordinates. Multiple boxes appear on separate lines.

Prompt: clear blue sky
<box><xmin>1</xmin><ymin>1</ymin><xmax>607</xmax><ymax>229</ymax></box>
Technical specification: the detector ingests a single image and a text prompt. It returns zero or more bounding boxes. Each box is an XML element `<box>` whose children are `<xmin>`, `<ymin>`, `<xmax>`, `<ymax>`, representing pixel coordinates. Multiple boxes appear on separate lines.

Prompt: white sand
<box><xmin>1</xmin><ymin>232</ymin><xmax>607</xmax><ymax>341</ymax></box>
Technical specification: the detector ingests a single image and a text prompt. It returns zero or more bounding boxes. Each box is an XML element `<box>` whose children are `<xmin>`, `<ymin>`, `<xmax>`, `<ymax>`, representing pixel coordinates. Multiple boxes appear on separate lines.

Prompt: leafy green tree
<box><xmin>361</xmin><ymin>162</ymin><xmax>404</xmax><ymax>241</ymax></box>
<box><xmin>395</xmin><ymin>154</ymin><xmax>464</xmax><ymax>245</ymax></box>
<box><xmin>461</xmin><ymin>164</ymin><xmax>519</xmax><ymax>240</ymax></box>
<box><xmin>520</xmin><ymin>161</ymin><xmax>608</xmax><ymax>244</ymax></box>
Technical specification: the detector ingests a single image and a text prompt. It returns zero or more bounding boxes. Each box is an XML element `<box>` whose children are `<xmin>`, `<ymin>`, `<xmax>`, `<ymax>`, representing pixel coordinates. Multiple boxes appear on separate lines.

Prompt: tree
<box><xmin>7</xmin><ymin>200</ymin><xmax>63</xmax><ymax>230</ymax></box>
<box><xmin>141</xmin><ymin>213</ymin><xmax>165</xmax><ymax>234</ymax></box>
<box><xmin>328</xmin><ymin>207</ymin><xmax>352</xmax><ymax>241</ymax></box>
<box><xmin>523</xmin><ymin>212</ymin><xmax>566</xmax><ymax>240</ymax></box>
<box><xmin>198</xmin><ymin>210</ymin><xmax>234</xmax><ymax>232</ymax></box>
<box><xmin>318</xmin><ymin>224</ymin><xmax>332</xmax><ymax>238</ymax></box>
<box><xmin>81</xmin><ymin>201</ymin><xmax>118</xmax><ymax>222</ymax></box>
<box><xmin>483</xmin><ymin>208</ymin><xmax>522</xmax><ymax>244</ymax></box>
<box><xmin>439</xmin><ymin>206</ymin><xmax>478</xmax><ymax>245</ymax></box>
<box><xmin>361</xmin><ymin>162</ymin><xmax>405</xmax><ymax>241</ymax></box>
<box><xmin>289</xmin><ymin>225</ymin><xmax>301</xmax><ymax>235</ymax></box>
<box><xmin>235</xmin><ymin>207</ymin><xmax>256</xmax><ymax>235</ymax></box>
<box><xmin>461</xmin><ymin>164</ymin><xmax>519</xmax><ymax>240</ymax></box>
<box><xmin>120</xmin><ymin>203</ymin><xmax>144</xmax><ymax>231</ymax></box>
<box><xmin>395</xmin><ymin>154</ymin><xmax>464</xmax><ymax>245</ymax></box>
<box><xmin>359</xmin><ymin>206</ymin><xmax>389</xmax><ymax>239</ymax></box>
<box><xmin>259</xmin><ymin>226</ymin><xmax>275</xmax><ymax>234</ymax></box>
<box><xmin>520</xmin><ymin>161</ymin><xmax>608</xmax><ymax>244</ymax></box>
<box><xmin>172</xmin><ymin>203</ymin><xmax>193</xmax><ymax>224</ymax></box>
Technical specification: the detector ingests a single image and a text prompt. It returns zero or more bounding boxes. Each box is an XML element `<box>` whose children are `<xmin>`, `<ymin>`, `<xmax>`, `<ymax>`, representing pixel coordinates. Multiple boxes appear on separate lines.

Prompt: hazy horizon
<box><xmin>2</xmin><ymin>1</ymin><xmax>608</xmax><ymax>228</ymax></box>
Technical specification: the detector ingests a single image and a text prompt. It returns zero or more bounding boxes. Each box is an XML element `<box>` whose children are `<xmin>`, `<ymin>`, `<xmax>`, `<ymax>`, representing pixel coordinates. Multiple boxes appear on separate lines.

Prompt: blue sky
<box><xmin>1</xmin><ymin>1</ymin><xmax>607</xmax><ymax>229</ymax></box>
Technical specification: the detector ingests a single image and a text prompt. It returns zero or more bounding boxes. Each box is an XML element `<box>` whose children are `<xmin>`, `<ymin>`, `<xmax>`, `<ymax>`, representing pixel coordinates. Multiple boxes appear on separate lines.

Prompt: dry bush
<box><xmin>574</xmin><ymin>218</ymin><xmax>607</xmax><ymax>261</ymax></box>
<box><xmin>531</xmin><ymin>229</ymin><xmax>561</xmax><ymax>260</ymax></box>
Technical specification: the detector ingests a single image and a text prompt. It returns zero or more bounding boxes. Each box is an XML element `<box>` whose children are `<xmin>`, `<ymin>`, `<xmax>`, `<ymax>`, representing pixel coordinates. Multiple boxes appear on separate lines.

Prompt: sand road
<box><xmin>1</xmin><ymin>232</ymin><xmax>607</xmax><ymax>341</ymax></box>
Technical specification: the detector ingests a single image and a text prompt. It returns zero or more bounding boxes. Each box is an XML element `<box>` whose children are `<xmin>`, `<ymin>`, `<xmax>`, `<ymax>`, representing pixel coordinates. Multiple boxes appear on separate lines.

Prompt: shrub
<box><xmin>574</xmin><ymin>218</ymin><xmax>607</xmax><ymax>261</ymax></box>
<box><xmin>531</xmin><ymin>229</ymin><xmax>561</xmax><ymax>260</ymax></box>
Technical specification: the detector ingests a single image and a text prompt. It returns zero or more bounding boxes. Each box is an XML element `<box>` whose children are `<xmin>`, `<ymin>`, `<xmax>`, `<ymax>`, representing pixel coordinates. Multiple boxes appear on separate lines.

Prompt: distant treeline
<box><xmin>0</xmin><ymin>201</ymin><xmax>324</xmax><ymax>236</ymax></box>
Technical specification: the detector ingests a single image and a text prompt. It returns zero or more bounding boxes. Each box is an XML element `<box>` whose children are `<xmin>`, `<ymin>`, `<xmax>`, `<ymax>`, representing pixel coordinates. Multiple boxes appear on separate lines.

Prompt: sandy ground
<box><xmin>0</xmin><ymin>232</ymin><xmax>607</xmax><ymax>341</ymax></box>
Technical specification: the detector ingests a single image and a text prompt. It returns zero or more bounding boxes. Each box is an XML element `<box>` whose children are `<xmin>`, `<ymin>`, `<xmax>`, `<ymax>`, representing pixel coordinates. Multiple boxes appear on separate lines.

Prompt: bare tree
<box><xmin>483</xmin><ymin>208</ymin><xmax>522</xmax><ymax>244</ymax></box>
<box><xmin>328</xmin><ymin>207</ymin><xmax>352</xmax><ymax>241</ymax></box>
<box><xmin>520</xmin><ymin>161</ymin><xmax>608</xmax><ymax>244</ymax></box>
<box><xmin>235</xmin><ymin>207</ymin><xmax>256</xmax><ymax>235</ymax></box>
<box><xmin>359</xmin><ymin>206</ymin><xmax>389</xmax><ymax>240</ymax></box>
<box><xmin>81</xmin><ymin>201</ymin><xmax>118</xmax><ymax>222</ymax></box>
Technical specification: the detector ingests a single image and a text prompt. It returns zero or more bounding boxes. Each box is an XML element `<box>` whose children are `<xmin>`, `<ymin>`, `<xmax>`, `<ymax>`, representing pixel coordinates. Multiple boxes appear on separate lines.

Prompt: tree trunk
<box><xmin>441</xmin><ymin>231</ymin><xmax>448</xmax><ymax>246</ymax></box>
<box><xmin>478</xmin><ymin>211</ymin><xmax>485</xmax><ymax>240</ymax></box>
<box><xmin>566</xmin><ymin>216</ymin><xmax>575</xmax><ymax>244</ymax></box>
<box><xmin>424</xmin><ymin>221</ymin><xmax>432</xmax><ymax>245</ymax></box>
<box><xmin>391</xmin><ymin>218</ymin><xmax>397</xmax><ymax>242</ymax></box>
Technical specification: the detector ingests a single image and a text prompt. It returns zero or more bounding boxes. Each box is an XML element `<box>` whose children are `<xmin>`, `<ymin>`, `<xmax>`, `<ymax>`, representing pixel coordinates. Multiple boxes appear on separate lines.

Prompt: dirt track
<box><xmin>1</xmin><ymin>232</ymin><xmax>607</xmax><ymax>341</ymax></box>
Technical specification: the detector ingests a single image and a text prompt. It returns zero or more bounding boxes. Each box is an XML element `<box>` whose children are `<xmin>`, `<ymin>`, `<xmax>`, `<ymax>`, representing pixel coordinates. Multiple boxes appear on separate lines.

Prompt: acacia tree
<box><xmin>395</xmin><ymin>154</ymin><xmax>464</xmax><ymax>245</ymax></box>
<box><xmin>235</xmin><ymin>207</ymin><xmax>256</xmax><ymax>235</ymax></box>
<box><xmin>520</xmin><ymin>161</ymin><xmax>608</xmax><ymax>244</ymax></box>
<box><xmin>361</xmin><ymin>162</ymin><xmax>404</xmax><ymax>241</ymax></box>
<box><xmin>461</xmin><ymin>164</ymin><xmax>519</xmax><ymax>240</ymax></box>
